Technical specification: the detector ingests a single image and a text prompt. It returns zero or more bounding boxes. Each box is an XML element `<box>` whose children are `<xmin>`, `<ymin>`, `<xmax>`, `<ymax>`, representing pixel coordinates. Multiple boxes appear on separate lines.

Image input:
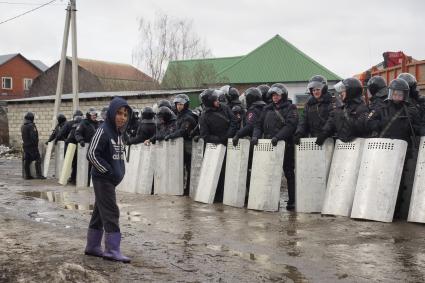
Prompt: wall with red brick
<box><xmin>0</xmin><ymin>55</ymin><xmax>42</xmax><ymax>99</ymax></box>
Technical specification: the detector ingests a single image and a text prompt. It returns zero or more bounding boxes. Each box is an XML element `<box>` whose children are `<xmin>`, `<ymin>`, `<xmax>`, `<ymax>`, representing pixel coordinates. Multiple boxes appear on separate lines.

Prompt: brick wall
<box><xmin>6</xmin><ymin>95</ymin><xmax>173</xmax><ymax>148</ymax></box>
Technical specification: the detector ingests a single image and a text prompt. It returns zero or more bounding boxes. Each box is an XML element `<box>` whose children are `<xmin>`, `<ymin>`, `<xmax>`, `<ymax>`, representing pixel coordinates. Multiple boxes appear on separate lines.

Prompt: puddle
<box><xmin>204</xmin><ymin>244</ymin><xmax>308</xmax><ymax>282</ymax></box>
<box><xmin>21</xmin><ymin>191</ymin><xmax>94</xmax><ymax>211</ymax></box>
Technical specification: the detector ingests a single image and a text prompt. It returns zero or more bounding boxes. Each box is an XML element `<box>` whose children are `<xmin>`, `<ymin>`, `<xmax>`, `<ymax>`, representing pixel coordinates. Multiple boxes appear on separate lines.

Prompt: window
<box><xmin>23</xmin><ymin>78</ymin><xmax>33</xmax><ymax>90</ymax></box>
<box><xmin>2</xmin><ymin>77</ymin><xmax>12</xmax><ymax>89</ymax></box>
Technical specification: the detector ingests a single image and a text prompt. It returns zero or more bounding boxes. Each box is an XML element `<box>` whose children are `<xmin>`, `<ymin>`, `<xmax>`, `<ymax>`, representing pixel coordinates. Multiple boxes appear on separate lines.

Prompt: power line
<box><xmin>0</xmin><ymin>1</ymin><xmax>64</xmax><ymax>5</ymax></box>
<box><xmin>0</xmin><ymin>0</ymin><xmax>60</xmax><ymax>25</ymax></box>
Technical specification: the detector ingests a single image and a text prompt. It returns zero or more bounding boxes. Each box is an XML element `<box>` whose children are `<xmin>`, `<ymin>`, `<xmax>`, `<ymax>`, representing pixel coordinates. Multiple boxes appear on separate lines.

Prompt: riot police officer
<box><xmin>145</xmin><ymin>106</ymin><xmax>176</xmax><ymax>144</ymax></box>
<box><xmin>126</xmin><ymin>106</ymin><xmax>156</xmax><ymax>145</ymax></box>
<box><xmin>75</xmin><ymin>107</ymin><xmax>99</xmax><ymax>147</ymax></box>
<box><xmin>258</xmin><ymin>84</ymin><xmax>271</xmax><ymax>104</ymax></box>
<box><xmin>231</xmin><ymin>105</ymin><xmax>245</xmax><ymax>130</ymax></box>
<box><xmin>294</xmin><ymin>75</ymin><xmax>334</xmax><ymax>144</ymax></box>
<box><xmin>166</xmin><ymin>94</ymin><xmax>198</xmax><ymax>195</ymax></box>
<box><xmin>125</xmin><ymin>108</ymin><xmax>140</xmax><ymax>139</ymax></box>
<box><xmin>21</xmin><ymin>112</ymin><xmax>45</xmax><ymax>179</ymax></box>
<box><xmin>398</xmin><ymin>73</ymin><xmax>425</xmax><ymax>118</ymax></box>
<box><xmin>367</xmin><ymin>75</ymin><xmax>387</xmax><ymax>111</ymax></box>
<box><xmin>315</xmin><ymin>78</ymin><xmax>370</xmax><ymax>145</ymax></box>
<box><xmin>252</xmin><ymin>83</ymin><xmax>299</xmax><ymax>210</ymax></box>
<box><xmin>46</xmin><ymin>113</ymin><xmax>67</xmax><ymax>144</ymax></box>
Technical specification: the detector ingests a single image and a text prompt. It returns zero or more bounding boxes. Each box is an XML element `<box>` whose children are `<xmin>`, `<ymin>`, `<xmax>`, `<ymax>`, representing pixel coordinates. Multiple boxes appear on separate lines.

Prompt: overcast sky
<box><xmin>1</xmin><ymin>0</ymin><xmax>424</xmax><ymax>79</ymax></box>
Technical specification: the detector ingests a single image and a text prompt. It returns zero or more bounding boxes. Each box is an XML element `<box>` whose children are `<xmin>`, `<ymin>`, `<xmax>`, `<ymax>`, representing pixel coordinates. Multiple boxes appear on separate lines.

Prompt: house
<box><xmin>0</xmin><ymin>53</ymin><xmax>48</xmax><ymax>100</ymax></box>
<box><xmin>162</xmin><ymin>34</ymin><xmax>342</xmax><ymax>104</ymax></box>
<box><xmin>29</xmin><ymin>58</ymin><xmax>158</xmax><ymax>97</ymax></box>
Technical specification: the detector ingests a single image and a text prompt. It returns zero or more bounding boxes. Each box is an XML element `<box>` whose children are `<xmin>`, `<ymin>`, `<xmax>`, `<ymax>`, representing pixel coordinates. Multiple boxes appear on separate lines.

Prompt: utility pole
<box><xmin>51</xmin><ymin>2</ymin><xmax>71</xmax><ymax>131</ymax></box>
<box><xmin>70</xmin><ymin>0</ymin><xmax>79</xmax><ymax>112</ymax></box>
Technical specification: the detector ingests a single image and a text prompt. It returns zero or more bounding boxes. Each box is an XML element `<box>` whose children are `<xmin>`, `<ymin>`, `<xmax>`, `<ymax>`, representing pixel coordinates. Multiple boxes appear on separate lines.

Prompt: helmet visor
<box><xmin>388</xmin><ymin>89</ymin><xmax>407</xmax><ymax>102</ymax></box>
<box><xmin>334</xmin><ymin>81</ymin><xmax>346</xmax><ymax>94</ymax></box>
<box><xmin>307</xmin><ymin>81</ymin><xmax>324</xmax><ymax>91</ymax></box>
<box><xmin>268</xmin><ymin>86</ymin><xmax>283</xmax><ymax>96</ymax></box>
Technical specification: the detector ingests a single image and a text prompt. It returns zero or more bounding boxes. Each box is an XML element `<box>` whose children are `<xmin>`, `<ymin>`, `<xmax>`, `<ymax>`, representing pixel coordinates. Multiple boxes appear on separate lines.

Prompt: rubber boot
<box><xmin>24</xmin><ymin>159</ymin><xmax>33</xmax><ymax>180</ymax></box>
<box><xmin>103</xmin><ymin>232</ymin><xmax>131</xmax><ymax>263</ymax></box>
<box><xmin>35</xmin><ymin>160</ymin><xmax>46</xmax><ymax>179</ymax></box>
<box><xmin>84</xmin><ymin>228</ymin><xmax>104</xmax><ymax>257</ymax></box>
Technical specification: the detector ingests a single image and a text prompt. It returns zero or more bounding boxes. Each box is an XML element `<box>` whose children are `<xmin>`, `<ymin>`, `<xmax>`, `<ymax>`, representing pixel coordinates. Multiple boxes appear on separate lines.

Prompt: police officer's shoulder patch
<box><xmin>367</xmin><ymin>110</ymin><xmax>375</xmax><ymax>119</ymax></box>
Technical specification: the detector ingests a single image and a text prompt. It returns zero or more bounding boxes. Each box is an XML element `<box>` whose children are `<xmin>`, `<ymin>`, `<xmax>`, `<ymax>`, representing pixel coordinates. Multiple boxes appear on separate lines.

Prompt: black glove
<box><xmin>293</xmin><ymin>133</ymin><xmax>302</xmax><ymax>145</ymax></box>
<box><xmin>251</xmin><ymin>137</ymin><xmax>258</xmax><ymax>146</ymax></box>
<box><xmin>232</xmin><ymin>135</ymin><xmax>239</xmax><ymax>147</ymax></box>
<box><xmin>45</xmin><ymin>141</ymin><xmax>48</xmax><ymax>145</ymax></box>
<box><xmin>315</xmin><ymin>134</ymin><xmax>326</xmax><ymax>146</ymax></box>
<box><xmin>193</xmin><ymin>135</ymin><xmax>200</xmax><ymax>142</ymax></box>
<box><xmin>126</xmin><ymin>139</ymin><xmax>132</xmax><ymax>146</ymax></box>
<box><xmin>164</xmin><ymin>135</ymin><xmax>170</xmax><ymax>141</ymax></box>
<box><xmin>157</xmin><ymin>136</ymin><xmax>164</xmax><ymax>142</ymax></box>
<box><xmin>271</xmin><ymin>137</ymin><xmax>278</xmax><ymax>146</ymax></box>
<box><xmin>79</xmin><ymin>141</ymin><xmax>85</xmax><ymax>147</ymax></box>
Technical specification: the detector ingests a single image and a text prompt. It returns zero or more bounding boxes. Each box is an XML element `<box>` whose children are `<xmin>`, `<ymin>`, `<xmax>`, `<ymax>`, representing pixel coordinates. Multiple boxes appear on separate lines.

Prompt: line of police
<box><xmin>22</xmin><ymin>72</ymin><xmax>424</xmax><ymax>211</ymax></box>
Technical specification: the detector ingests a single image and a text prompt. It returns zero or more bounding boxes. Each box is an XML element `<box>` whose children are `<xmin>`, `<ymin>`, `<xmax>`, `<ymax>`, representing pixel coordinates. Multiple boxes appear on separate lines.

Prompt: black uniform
<box><xmin>368</xmin><ymin>89</ymin><xmax>387</xmax><ymax>112</ymax></box>
<box><xmin>199</xmin><ymin>105</ymin><xmax>238</xmax><ymax>145</ymax></box>
<box><xmin>127</xmin><ymin>119</ymin><xmax>156</xmax><ymax>145</ymax></box>
<box><xmin>253</xmin><ymin>99</ymin><xmax>299</xmax><ymax>207</ymax></box>
<box><xmin>21</xmin><ymin>113</ymin><xmax>44</xmax><ymax>179</ymax></box>
<box><xmin>75</xmin><ymin>118</ymin><xmax>99</xmax><ymax>145</ymax></box>
<box><xmin>295</xmin><ymin>92</ymin><xmax>334</xmax><ymax>138</ymax></box>
<box><xmin>235</xmin><ymin>101</ymin><xmax>265</xmax><ymax>139</ymax></box>
<box><xmin>318</xmin><ymin>97</ymin><xmax>369</xmax><ymax>143</ymax></box>
<box><xmin>47</xmin><ymin>116</ymin><xmax>67</xmax><ymax>144</ymax></box>
<box><xmin>151</xmin><ymin>117</ymin><xmax>176</xmax><ymax>143</ymax></box>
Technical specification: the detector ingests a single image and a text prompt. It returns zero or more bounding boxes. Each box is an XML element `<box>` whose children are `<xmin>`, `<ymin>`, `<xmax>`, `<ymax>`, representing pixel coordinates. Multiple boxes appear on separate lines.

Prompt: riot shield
<box><xmin>59</xmin><ymin>143</ymin><xmax>76</xmax><ymax>185</ymax></box>
<box><xmin>408</xmin><ymin>137</ymin><xmax>425</xmax><ymax>223</ymax></box>
<box><xmin>194</xmin><ymin>143</ymin><xmax>226</xmax><ymax>204</ymax></box>
<box><xmin>223</xmin><ymin>139</ymin><xmax>250</xmax><ymax>208</ymax></box>
<box><xmin>295</xmin><ymin>138</ymin><xmax>334</xmax><ymax>213</ymax></box>
<box><xmin>351</xmin><ymin>138</ymin><xmax>407</xmax><ymax>222</ymax></box>
<box><xmin>55</xmin><ymin>141</ymin><xmax>65</xmax><ymax>179</ymax></box>
<box><xmin>321</xmin><ymin>139</ymin><xmax>365</xmax><ymax>216</ymax></box>
<box><xmin>189</xmin><ymin>138</ymin><xmax>204</xmax><ymax>198</ymax></box>
<box><xmin>76</xmin><ymin>143</ymin><xmax>89</xmax><ymax>188</ymax></box>
<box><xmin>153</xmin><ymin>141</ymin><xmax>167</xmax><ymax>194</ymax></box>
<box><xmin>43</xmin><ymin>142</ymin><xmax>54</xmax><ymax>177</ymax></box>
<box><xmin>165</xmin><ymin>138</ymin><xmax>184</xmax><ymax>195</ymax></box>
<box><xmin>247</xmin><ymin>139</ymin><xmax>285</xmax><ymax>212</ymax></box>
<box><xmin>135</xmin><ymin>143</ymin><xmax>154</xmax><ymax>195</ymax></box>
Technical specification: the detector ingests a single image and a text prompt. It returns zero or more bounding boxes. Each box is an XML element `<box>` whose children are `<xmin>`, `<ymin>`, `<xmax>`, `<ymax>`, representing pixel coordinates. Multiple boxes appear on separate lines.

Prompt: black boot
<box><xmin>24</xmin><ymin>159</ymin><xmax>33</xmax><ymax>180</ymax></box>
<box><xmin>35</xmin><ymin>160</ymin><xmax>46</xmax><ymax>179</ymax></box>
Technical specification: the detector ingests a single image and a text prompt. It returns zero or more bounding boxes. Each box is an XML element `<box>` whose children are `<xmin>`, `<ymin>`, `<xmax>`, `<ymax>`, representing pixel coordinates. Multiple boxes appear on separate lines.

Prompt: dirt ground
<box><xmin>1</xmin><ymin>158</ymin><xmax>425</xmax><ymax>282</ymax></box>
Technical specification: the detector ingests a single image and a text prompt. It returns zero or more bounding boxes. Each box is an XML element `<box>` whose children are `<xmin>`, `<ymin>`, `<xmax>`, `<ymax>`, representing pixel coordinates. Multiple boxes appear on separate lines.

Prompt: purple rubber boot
<box><xmin>103</xmin><ymin>232</ymin><xmax>131</xmax><ymax>263</ymax></box>
<box><xmin>84</xmin><ymin>228</ymin><xmax>104</xmax><ymax>257</ymax></box>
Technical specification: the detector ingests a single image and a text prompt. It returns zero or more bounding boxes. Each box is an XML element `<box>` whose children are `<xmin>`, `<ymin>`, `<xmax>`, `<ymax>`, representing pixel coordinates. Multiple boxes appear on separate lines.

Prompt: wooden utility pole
<box><xmin>70</xmin><ymin>0</ymin><xmax>79</xmax><ymax>112</ymax></box>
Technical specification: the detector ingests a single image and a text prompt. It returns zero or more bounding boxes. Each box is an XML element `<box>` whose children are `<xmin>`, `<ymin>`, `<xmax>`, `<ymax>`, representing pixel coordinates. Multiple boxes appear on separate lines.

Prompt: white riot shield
<box><xmin>165</xmin><ymin>138</ymin><xmax>184</xmax><ymax>195</ymax></box>
<box><xmin>76</xmin><ymin>144</ymin><xmax>89</xmax><ymax>188</ymax></box>
<box><xmin>351</xmin><ymin>138</ymin><xmax>407</xmax><ymax>222</ymax></box>
<box><xmin>189</xmin><ymin>139</ymin><xmax>204</xmax><ymax>198</ymax></box>
<box><xmin>43</xmin><ymin>142</ymin><xmax>54</xmax><ymax>177</ymax></box>
<box><xmin>55</xmin><ymin>141</ymin><xmax>65</xmax><ymax>179</ymax></box>
<box><xmin>29</xmin><ymin>162</ymin><xmax>36</xmax><ymax>178</ymax></box>
<box><xmin>247</xmin><ymin>139</ymin><xmax>285</xmax><ymax>212</ymax></box>
<box><xmin>153</xmin><ymin>141</ymin><xmax>168</xmax><ymax>194</ymax></box>
<box><xmin>194</xmin><ymin>143</ymin><xmax>226</xmax><ymax>204</ymax></box>
<box><xmin>59</xmin><ymin>143</ymin><xmax>76</xmax><ymax>185</ymax></box>
<box><xmin>321</xmin><ymin>139</ymin><xmax>365</xmax><ymax>216</ymax></box>
<box><xmin>295</xmin><ymin>138</ymin><xmax>334</xmax><ymax>213</ymax></box>
<box><xmin>117</xmin><ymin>145</ymin><xmax>133</xmax><ymax>193</ymax></box>
<box><xmin>135</xmin><ymin>144</ymin><xmax>154</xmax><ymax>195</ymax></box>
<box><xmin>408</xmin><ymin>137</ymin><xmax>425</xmax><ymax>223</ymax></box>
<box><xmin>223</xmin><ymin>139</ymin><xmax>250</xmax><ymax>208</ymax></box>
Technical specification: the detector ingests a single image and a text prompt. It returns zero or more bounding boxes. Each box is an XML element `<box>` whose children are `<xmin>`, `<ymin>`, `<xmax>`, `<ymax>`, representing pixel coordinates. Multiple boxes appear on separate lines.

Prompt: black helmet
<box><xmin>73</xmin><ymin>110</ymin><xmax>83</xmax><ymax>118</ymax></box>
<box><xmin>57</xmin><ymin>113</ymin><xmax>66</xmax><ymax>124</ymax></box>
<box><xmin>24</xmin><ymin>112</ymin><xmax>34</xmax><ymax>122</ymax></box>
<box><xmin>158</xmin><ymin>99</ymin><xmax>172</xmax><ymax>110</ymax></box>
<box><xmin>388</xmin><ymin>78</ymin><xmax>409</xmax><ymax>103</ymax></box>
<box><xmin>397</xmin><ymin>73</ymin><xmax>417</xmax><ymax>90</ymax></box>
<box><xmin>367</xmin><ymin>76</ymin><xmax>387</xmax><ymax>96</ymax></box>
<box><xmin>100</xmin><ymin>107</ymin><xmax>108</xmax><ymax>121</ymax></box>
<box><xmin>231</xmin><ymin>105</ymin><xmax>243</xmax><ymax>115</ymax></box>
<box><xmin>142</xmin><ymin>106</ymin><xmax>155</xmax><ymax>119</ymax></box>
<box><xmin>257</xmin><ymin>84</ymin><xmax>271</xmax><ymax>103</ymax></box>
<box><xmin>173</xmin><ymin>93</ymin><xmax>190</xmax><ymax>108</ymax></box>
<box><xmin>131</xmin><ymin>108</ymin><xmax>140</xmax><ymax>119</ymax></box>
<box><xmin>157</xmin><ymin>106</ymin><xmax>174</xmax><ymax>123</ymax></box>
<box><xmin>199</xmin><ymin>89</ymin><xmax>209</xmax><ymax>106</ymax></box>
<box><xmin>86</xmin><ymin>107</ymin><xmax>97</xmax><ymax>119</ymax></box>
<box><xmin>228</xmin><ymin>87</ymin><xmax>240</xmax><ymax>102</ymax></box>
<box><xmin>268</xmin><ymin>83</ymin><xmax>289</xmax><ymax>101</ymax></box>
<box><xmin>341</xmin><ymin>78</ymin><xmax>363</xmax><ymax>101</ymax></box>
<box><xmin>307</xmin><ymin>75</ymin><xmax>328</xmax><ymax>95</ymax></box>
<box><xmin>201</xmin><ymin>89</ymin><xmax>220</xmax><ymax>108</ymax></box>
<box><xmin>245</xmin><ymin>87</ymin><xmax>263</xmax><ymax>108</ymax></box>
<box><xmin>217</xmin><ymin>89</ymin><xmax>228</xmax><ymax>105</ymax></box>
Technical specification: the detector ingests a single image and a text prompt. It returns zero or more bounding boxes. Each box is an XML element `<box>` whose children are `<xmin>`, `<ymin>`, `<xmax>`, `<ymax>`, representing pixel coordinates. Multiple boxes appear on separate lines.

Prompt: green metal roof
<box><xmin>162</xmin><ymin>34</ymin><xmax>341</xmax><ymax>87</ymax></box>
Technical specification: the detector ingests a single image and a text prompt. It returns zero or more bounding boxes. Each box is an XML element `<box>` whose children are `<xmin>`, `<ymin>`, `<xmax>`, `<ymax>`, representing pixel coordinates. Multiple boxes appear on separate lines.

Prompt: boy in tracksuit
<box><xmin>85</xmin><ymin>97</ymin><xmax>132</xmax><ymax>263</ymax></box>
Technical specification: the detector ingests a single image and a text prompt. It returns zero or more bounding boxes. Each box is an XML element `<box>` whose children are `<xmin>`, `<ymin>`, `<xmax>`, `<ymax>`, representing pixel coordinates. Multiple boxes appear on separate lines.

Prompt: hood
<box><xmin>105</xmin><ymin>97</ymin><xmax>132</xmax><ymax>132</ymax></box>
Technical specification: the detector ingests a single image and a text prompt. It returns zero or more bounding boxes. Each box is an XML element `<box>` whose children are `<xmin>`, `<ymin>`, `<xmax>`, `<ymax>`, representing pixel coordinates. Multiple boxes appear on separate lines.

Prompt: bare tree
<box><xmin>132</xmin><ymin>12</ymin><xmax>212</xmax><ymax>84</ymax></box>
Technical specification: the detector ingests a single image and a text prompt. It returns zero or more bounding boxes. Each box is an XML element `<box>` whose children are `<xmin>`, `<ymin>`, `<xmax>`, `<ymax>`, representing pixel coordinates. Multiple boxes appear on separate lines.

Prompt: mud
<box><xmin>1</xmin><ymin>158</ymin><xmax>425</xmax><ymax>282</ymax></box>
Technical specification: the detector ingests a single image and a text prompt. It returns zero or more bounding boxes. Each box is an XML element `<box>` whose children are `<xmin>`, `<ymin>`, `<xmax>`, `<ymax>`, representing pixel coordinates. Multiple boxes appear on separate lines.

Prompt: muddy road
<box><xmin>1</xmin><ymin>158</ymin><xmax>425</xmax><ymax>282</ymax></box>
